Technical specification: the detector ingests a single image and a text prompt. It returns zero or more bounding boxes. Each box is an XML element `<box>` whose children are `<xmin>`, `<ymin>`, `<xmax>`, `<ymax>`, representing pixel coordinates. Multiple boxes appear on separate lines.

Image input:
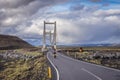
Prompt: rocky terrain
<box><xmin>0</xmin><ymin>49</ymin><xmax>49</xmax><ymax>80</ymax></box>
<box><xmin>61</xmin><ymin>47</ymin><xmax>120</xmax><ymax>70</ymax></box>
<box><xmin>0</xmin><ymin>34</ymin><xmax>49</xmax><ymax>80</ymax></box>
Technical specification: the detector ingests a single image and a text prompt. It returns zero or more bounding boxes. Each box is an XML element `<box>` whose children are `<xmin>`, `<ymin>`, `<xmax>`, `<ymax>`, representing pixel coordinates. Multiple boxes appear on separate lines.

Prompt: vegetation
<box><xmin>61</xmin><ymin>47</ymin><xmax>120</xmax><ymax>70</ymax></box>
<box><xmin>0</xmin><ymin>49</ymin><xmax>49</xmax><ymax>80</ymax></box>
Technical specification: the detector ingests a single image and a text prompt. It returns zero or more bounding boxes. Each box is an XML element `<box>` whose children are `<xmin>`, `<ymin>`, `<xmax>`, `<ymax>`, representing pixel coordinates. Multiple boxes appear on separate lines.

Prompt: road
<box><xmin>47</xmin><ymin>51</ymin><xmax>120</xmax><ymax>80</ymax></box>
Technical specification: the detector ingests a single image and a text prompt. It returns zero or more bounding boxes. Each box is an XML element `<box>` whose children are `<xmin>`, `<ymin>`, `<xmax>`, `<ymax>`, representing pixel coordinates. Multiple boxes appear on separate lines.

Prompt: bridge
<box><xmin>42</xmin><ymin>21</ymin><xmax>120</xmax><ymax>80</ymax></box>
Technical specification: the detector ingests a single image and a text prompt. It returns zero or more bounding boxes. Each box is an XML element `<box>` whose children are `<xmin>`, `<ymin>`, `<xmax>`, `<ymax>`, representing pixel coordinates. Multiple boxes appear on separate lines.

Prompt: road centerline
<box><xmin>81</xmin><ymin>68</ymin><xmax>102</xmax><ymax>80</ymax></box>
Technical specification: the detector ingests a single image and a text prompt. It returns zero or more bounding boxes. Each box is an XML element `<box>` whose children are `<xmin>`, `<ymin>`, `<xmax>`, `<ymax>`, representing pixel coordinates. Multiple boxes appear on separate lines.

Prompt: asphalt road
<box><xmin>47</xmin><ymin>51</ymin><xmax>120</xmax><ymax>80</ymax></box>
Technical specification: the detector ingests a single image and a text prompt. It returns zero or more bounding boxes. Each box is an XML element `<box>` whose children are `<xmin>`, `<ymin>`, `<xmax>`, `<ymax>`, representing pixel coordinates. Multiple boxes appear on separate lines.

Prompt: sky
<box><xmin>0</xmin><ymin>0</ymin><xmax>120</xmax><ymax>46</ymax></box>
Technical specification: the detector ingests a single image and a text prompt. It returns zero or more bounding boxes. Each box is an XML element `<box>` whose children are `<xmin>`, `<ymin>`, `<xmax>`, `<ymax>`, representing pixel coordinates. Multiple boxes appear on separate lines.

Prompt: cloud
<box><xmin>89</xmin><ymin>0</ymin><xmax>120</xmax><ymax>3</ymax></box>
<box><xmin>17</xmin><ymin>7</ymin><xmax>120</xmax><ymax>44</ymax></box>
<box><xmin>70</xmin><ymin>4</ymin><xmax>85</xmax><ymax>11</ymax></box>
<box><xmin>0</xmin><ymin>0</ymin><xmax>120</xmax><ymax>45</ymax></box>
<box><xmin>94</xmin><ymin>9</ymin><xmax>120</xmax><ymax>17</ymax></box>
<box><xmin>0</xmin><ymin>0</ymin><xmax>70</xmax><ymax>28</ymax></box>
<box><xmin>0</xmin><ymin>0</ymin><xmax>35</xmax><ymax>9</ymax></box>
<box><xmin>0</xmin><ymin>0</ymin><xmax>38</xmax><ymax>28</ymax></box>
<box><xmin>90</xmin><ymin>0</ymin><xmax>102</xmax><ymax>2</ymax></box>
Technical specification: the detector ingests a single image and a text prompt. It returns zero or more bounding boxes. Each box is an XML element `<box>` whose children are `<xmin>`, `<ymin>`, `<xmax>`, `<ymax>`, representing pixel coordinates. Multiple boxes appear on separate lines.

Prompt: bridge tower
<box><xmin>42</xmin><ymin>21</ymin><xmax>57</xmax><ymax>51</ymax></box>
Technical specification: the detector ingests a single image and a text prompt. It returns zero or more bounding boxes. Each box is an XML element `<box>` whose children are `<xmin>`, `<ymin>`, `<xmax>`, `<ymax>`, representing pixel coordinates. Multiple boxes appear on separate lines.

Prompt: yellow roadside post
<box><xmin>48</xmin><ymin>67</ymin><xmax>52</xmax><ymax>79</ymax></box>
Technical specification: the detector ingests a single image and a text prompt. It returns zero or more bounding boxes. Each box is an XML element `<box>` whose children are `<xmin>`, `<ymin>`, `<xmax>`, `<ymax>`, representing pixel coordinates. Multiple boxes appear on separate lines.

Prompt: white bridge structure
<box><xmin>42</xmin><ymin>21</ymin><xmax>57</xmax><ymax>50</ymax></box>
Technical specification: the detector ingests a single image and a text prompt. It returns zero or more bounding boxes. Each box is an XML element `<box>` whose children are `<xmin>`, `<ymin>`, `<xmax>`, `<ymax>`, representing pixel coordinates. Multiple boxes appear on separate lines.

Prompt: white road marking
<box><xmin>58</xmin><ymin>53</ymin><xmax>120</xmax><ymax>72</ymax></box>
<box><xmin>81</xmin><ymin>68</ymin><xmax>102</xmax><ymax>80</ymax></box>
<box><xmin>47</xmin><ymin>52</ymin><xmax>60</xmax><ymax>80</ymax></box>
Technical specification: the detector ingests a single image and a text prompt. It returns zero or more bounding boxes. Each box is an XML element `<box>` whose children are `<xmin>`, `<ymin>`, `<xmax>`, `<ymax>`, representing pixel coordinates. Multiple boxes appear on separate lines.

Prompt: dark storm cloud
<box><xmin>0</xmin><ymin>0</ymin><xmax>69</xmax><ymax>29</ymax></box>
<box><xmin>0</xmin><ymin>0</ymin><xmax>35</xmax><ymax>9</ymax></box>
<box><xmin>89</xmin><ymin>0</ymin><xmax>120</xmax><ymax>4</ymax></box>
<box><xmin>89</xmin><ymin>0</ymin><xmax>102</xmax><ymax>2</ymax></box>
<box><xmin>0</xmin><ymin>0</ymin><xmax>39</xmax><ymax>28</ymax></box>
<box><xmin>70</xmin><ymin>4</ymin><xmax>85</xmax><ymax>11</ymax></box>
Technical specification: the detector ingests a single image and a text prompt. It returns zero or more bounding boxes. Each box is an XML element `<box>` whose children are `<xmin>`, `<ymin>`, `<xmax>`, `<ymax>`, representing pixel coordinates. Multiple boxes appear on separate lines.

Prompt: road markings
<box><xmin>59</xmin><ymin>53</ymin><xmax>120</xmax><ymax>72</ymax></box>
<box><xmin>82</xmin><ymin>68</ymin><xmax>102</xmax><ymax>80</ymax></box>
<box><xmin>47</xmin><ymin>52</ymin><xmax>60</xmax><ymax>80</ymax></box>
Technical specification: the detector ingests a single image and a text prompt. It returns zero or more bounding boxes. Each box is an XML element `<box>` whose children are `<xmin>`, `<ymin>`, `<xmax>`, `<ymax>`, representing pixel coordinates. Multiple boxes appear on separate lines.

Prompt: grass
<box><xmin>0</xmin><ymin>49</ymin><xmax>49</xmax><ymax>80</ymax></box>
<box><xmin>15</xmin><ymin>49</ymin><xmax>42</xmax><ymax>57</ymax></box>
<box><xmin>62</xmin><ymin>47</ymin><xmax>120</xmax><ymax>70</ymax></box>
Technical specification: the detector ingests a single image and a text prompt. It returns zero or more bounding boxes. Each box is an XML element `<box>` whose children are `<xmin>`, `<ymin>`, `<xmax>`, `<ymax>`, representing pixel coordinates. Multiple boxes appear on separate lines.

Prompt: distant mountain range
<box><xmin>57</xmin><ymin>43</ymin><xmax>120</xmax><ymax>47</ymax></box>
<box><xmin>0</xmin><ymin>34</ymin><xmax>34</xmax><ymax>50</ymax></box>
<box><xmin>16</xmin><ymin>38</ymin><xmax>120</xmax><ymax>47</ymax></box>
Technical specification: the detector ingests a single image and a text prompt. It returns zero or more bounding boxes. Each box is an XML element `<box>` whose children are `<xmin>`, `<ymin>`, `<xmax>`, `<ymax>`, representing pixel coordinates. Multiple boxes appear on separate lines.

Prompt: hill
<box><xmin>0</xmin><ymin>34</ymin><xmax>34</xmax><ymax>50</ymax></box>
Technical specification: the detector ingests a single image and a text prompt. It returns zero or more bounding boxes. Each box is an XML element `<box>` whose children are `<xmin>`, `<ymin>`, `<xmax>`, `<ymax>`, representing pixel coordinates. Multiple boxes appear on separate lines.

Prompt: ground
<box><xmin>0</xmin><ymin>48</ymin><xmax>49</xmax><ymax>80</ymax></box>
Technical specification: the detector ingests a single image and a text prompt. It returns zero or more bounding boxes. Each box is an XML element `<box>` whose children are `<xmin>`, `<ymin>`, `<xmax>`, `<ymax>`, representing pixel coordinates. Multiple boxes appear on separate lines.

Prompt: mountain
<box><xmin>0</xmin><ymin>34</ymin><xmax>34</xmax><ymax>50</ymax></box>
<box><xmin>57</xmin><ymin>43</ymin><xmax>120</xmax><ymax>47</ymax></box>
